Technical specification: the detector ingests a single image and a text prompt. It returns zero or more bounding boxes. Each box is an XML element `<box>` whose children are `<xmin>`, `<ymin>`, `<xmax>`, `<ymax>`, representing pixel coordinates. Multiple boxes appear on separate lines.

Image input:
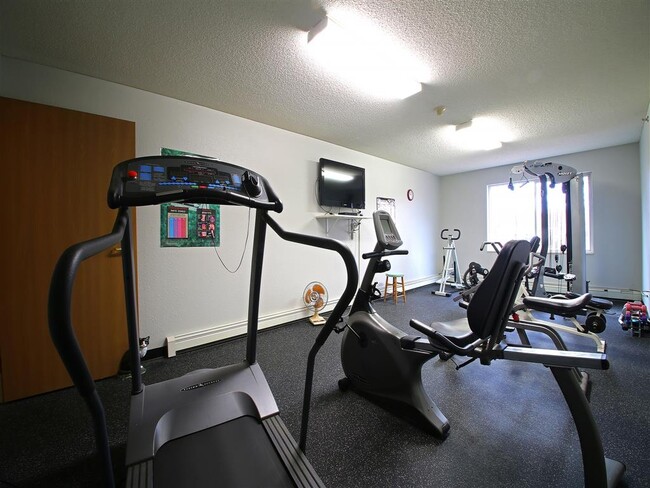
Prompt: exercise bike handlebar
<box><xmin>480</xmin><ymin>241</ymin><xmax>503</xmax><ymax>252</ymax></box>
<box><xmin>524</xmin><ymin>252</ymin><xmax>546</xmax><ymax>278</ymax></box>
<box><xmin>361</xmin><ymin>249</ymin><xmax>408</xmax><ymax>260</ymax></box>
<box><xmin>479</xmin><ymin>242</ymin><xmax>545</xmax><ymax>275</ymax></box>
<box><xmin>441</xmin><ymin>228</ymin><xmax>461</xmax><ymax>240</ymax></box>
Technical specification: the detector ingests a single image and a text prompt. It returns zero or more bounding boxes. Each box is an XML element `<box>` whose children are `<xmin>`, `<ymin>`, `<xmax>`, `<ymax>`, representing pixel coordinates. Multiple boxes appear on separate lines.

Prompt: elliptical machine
<box><xmin>433</xmin><ymin>228</ymin><xmax>463</xmax><ymax>297</ymax></box>
<box><xmin>337</xmin><ymin>210</ymin><xmax>450</xmax><ymax>438</ymax></box>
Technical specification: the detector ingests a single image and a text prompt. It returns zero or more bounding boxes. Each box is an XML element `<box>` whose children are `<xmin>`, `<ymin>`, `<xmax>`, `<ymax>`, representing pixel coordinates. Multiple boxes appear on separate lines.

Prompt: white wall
<box><xmin>641</xmin><ymin>103</ymin><xmax>649</xmax><ymax>306</ymax></box>
<box><xmin>439</xmin><ymin>143</ymin><xmax>642</xmax><ymax>295</ymax></box>
<box><xmin>1</xmin><ymin>57</ymin><xmax>440</xmax><ymax>349</ymax></box>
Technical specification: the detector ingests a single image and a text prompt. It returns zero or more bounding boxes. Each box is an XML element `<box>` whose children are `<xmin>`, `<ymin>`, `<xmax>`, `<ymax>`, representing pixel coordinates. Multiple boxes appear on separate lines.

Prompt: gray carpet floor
<box><xmin>0</xmin><ymin>286</ymin><xmax>647</xmax><ymax>487</ymax></box>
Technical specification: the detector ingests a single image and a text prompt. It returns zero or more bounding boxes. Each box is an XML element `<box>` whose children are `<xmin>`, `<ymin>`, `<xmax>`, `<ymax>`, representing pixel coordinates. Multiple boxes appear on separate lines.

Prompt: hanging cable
<box><xmin>315</xmin><ymin>176</ymin><xmax>334</xmax><ymax>214</ymax></box>
<box><xmin>210</xmin><ymin>205</ymin><xmax>251</xmax><ymax>273</ymax></box>
<box><xmin>204</xmin><ymin>186</ymin><xmax>253</xmax><ymax>275</ymax></box>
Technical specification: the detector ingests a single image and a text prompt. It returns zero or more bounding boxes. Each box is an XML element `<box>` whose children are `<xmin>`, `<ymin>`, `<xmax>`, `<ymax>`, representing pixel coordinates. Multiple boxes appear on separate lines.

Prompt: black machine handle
<box><xmin>525</xmin><ymin>252</ymin><xmax>546</xmax><ymax>275</ymax></box>
<box><xmin>361</xmin><ymin>249</ymin><xmax>408</xmax><ymax>260</ymax></box>
<box><xmin>480</xmin><ymin>241</ymin><xmax>503</xmax><ymax>252</ymax></box>
<box><xmin>48</xmin><ymin>208</ymin><xmax>130</xmax><ymax>488</ymax></box>
<box><xmin>479</xmin><ymin>241</ymin><xmax>545</xmax><ymax>278</ymax></box>
<box><xmin>49</xmin><ymin>209</ymin><xmax>126</xmax><ymax>396</ymax></box>
<box><xmin>263</xmin><ymin>215</ymin><xmax>359</xmax><ymax>454</ymax></box>
<box><xmin>441</xmin><ymin>228</ymin><xmax>461</xmax><ymax>240</ymax></box>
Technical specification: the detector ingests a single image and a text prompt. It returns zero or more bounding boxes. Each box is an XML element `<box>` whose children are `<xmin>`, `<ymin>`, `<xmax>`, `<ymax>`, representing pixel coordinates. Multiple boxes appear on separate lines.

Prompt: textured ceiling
<box><xmin>1</xmin><ymin>0</ymin><xmax>648</xmax><ymax>175</ymax></box>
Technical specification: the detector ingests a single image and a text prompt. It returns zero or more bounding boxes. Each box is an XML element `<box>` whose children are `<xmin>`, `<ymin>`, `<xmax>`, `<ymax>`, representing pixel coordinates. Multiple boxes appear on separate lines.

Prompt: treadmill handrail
<box><xmin>48</xmin><ymin>207</ymin><xmax>129</xmax><ymax>488</ymax></box>
<box><xmin>262</xmin><ymin>215</ymin><xmax>359</xmax><ymax>453</ymax></box>
<box><xmin>49</xmin><ymin>206</ymin><xmax>358</xmax><ymax>487</ymax></box>
<box><xmin>48</xmin><ymin>207</ymin><xmax>127</xmax><ymax>398</ymax></box>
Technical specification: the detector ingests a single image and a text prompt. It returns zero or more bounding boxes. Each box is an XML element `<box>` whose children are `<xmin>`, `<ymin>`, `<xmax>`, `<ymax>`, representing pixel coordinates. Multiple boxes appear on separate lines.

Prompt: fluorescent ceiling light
<box><xmin>455</xmin><ymin>120</ymin><xmax>503</xmax><ymax>150</ymax></box>
<box><xmin>307</xmin><ymin>16</ymin><xmax>422</xmax><ymax>100</ymax></box>
<box><xmin>323</xmin><ymin>168</ymin><xmax>354</xmax><ymax>181</ymax></box>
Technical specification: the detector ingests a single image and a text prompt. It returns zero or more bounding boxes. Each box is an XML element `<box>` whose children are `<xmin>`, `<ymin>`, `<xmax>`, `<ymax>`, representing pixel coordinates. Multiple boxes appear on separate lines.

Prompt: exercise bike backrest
<box><xmin>466</xmin><ymin>239</ymin><xmax>530</xmax><ymax>346</ymax></box>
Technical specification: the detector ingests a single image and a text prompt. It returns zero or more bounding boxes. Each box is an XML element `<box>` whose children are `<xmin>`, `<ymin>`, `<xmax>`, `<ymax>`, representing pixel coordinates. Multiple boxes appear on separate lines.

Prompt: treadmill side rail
<box><xmin>263</xmin><ymin>416</ymin><xmax>325</xmax><ymax>488</ymax></box>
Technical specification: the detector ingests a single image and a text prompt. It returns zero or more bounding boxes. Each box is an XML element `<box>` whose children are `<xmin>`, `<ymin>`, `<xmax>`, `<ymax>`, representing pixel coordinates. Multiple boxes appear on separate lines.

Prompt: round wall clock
<box><xmin>407</xmin><ymin>189</ymin><xmax>414</xmax><ymax>201</ymax></box>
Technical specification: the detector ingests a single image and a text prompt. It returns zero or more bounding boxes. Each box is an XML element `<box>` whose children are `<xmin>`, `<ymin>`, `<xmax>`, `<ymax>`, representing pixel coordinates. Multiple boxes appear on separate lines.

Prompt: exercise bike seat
<box><xmin>565</xmin><ymin>291</ymin><xmax>613</xmax><ymax>310</ymax></box>
<box><xmin>522</xmin><ymin>293</ymin><xmax>592</xmax><ymax>316</ymax></box>
<box><xmin>411</xmin><ymin>240</ymin><xmax>531</xmax><ymax>356</ymax></box>
<box><xmin>410</xmin><ymin>318</ymin><xmax>475</xmax><ymax>347</ymax></box>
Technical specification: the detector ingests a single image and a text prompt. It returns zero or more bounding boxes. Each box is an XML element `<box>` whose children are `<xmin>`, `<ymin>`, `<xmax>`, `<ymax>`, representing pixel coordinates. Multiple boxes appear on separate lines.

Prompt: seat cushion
<box><xmin>523</xmin><ymin>293</ymin><xmax>591</xmax><ymax>315</ymax></box>
<box><xmin>429</xmin><ymin>318</ymin><xmax>476</xmax><ymax>347</ymax></box>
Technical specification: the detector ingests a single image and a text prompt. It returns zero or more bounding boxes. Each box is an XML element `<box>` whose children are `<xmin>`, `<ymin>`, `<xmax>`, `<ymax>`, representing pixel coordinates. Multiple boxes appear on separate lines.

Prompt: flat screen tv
<box><xmin>318</xmin><ymin>158</ymin><xmax>366</xmax><ymax>210</ymax></box>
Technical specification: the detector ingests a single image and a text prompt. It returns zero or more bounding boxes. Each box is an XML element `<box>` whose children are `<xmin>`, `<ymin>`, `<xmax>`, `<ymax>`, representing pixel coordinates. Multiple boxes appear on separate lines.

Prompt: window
<box><xmin>487</xmin><ymin>173</ymin><xmax>592</xmax><ymax>253</ymax></box>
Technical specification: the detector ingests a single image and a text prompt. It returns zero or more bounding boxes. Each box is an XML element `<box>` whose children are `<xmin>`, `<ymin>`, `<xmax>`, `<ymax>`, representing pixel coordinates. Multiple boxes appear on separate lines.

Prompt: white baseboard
<box><xmin>380</xmin><ymin>275</ymin><xmax>437</xmax><ymax>292</ymax></box>
<box><xmin>540</xmin><ymin>278</ymin><xmax>642</xmax><ymax>302</ymax></box>
<box><xmin>165</xmin><ymin>275</ymin><xmax>438</xmax><ymax>357</ymax></box>
<box><xmin>165</xmin><ymin>299</ymin><xmax>340</xmax><ymax>357</ymax></box>
<box><xmin>588</xmin><ymin>286</ymin><xmax>642</xmax><ymax>301</ymax></box>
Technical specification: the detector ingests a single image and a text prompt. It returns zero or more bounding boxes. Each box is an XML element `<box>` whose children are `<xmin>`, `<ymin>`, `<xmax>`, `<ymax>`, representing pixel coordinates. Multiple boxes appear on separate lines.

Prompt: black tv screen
<box><xmin>318</xmin><ymin>158</ymin><xmax>366</xmax><ymax>209</ymax></box>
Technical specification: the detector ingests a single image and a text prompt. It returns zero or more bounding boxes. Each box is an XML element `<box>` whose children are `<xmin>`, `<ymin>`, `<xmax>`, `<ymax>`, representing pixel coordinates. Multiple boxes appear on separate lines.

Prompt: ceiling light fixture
<box><xmin>307</xmin><ymin>16</ymin><xmax>422</xmax><ymax>100</ymax></box>
<box><xmin>455</xmin><ymin>120</ymin><xmax>503</xmax><ymax>150</ymax></box>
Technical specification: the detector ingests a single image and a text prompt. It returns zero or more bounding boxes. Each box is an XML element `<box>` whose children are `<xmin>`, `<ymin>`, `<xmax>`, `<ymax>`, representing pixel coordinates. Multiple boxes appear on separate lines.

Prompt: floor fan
<box><xmin>303</xmin><ymin>281</ymin><xmax>328</xmax><ymax>326</ymax></box>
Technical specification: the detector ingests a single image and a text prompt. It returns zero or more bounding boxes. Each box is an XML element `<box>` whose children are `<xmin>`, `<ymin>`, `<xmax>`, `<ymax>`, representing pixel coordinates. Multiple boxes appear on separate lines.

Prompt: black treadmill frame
<box><xmin>48</xmin><ymin>156</ymin><xmax>359</xmax><ymax>488</ymax></box>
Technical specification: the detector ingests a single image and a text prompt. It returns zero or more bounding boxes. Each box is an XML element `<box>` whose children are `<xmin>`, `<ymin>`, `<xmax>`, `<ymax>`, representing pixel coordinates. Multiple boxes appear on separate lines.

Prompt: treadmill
<box><xmin>48</xmin><ymin>155</ymin><xmax>359</xmax><ymax>488</ymax></box>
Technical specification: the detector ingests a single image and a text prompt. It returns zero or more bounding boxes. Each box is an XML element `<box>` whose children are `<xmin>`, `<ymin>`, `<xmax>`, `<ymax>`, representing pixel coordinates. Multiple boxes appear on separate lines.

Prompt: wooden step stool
<box><xmin>384</xmin><ymin>272</ymin><xmax>406</xmax><ymax>304</ymax></box>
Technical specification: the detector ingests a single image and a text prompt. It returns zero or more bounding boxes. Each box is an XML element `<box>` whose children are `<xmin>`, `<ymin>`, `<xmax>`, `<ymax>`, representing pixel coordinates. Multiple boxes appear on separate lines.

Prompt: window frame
<box><xmin>486</xmin><ymin>173</ymin><xmax>593</xmax><ymax>254</ymax></box>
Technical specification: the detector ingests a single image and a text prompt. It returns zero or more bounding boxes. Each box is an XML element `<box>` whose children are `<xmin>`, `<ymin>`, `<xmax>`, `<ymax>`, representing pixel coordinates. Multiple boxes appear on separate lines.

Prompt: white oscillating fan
<box><xmin>303</xmin><ymin>281</ymin><xmax>328</xmax><ymax>326</ymax></box>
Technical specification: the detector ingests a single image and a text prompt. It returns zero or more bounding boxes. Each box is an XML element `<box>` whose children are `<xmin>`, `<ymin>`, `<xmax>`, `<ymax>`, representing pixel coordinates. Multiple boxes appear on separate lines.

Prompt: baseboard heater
<box><xmin>540</xmin><ymin>278</ymin><xmax>642</xmax><ymax>302</ymax></box>
<box><xmin>588</xmin><ymin>286</ymin><xmax>642</xmax><ymax>301</ymax></box>
<box><xmin>166</xmin><ymin>276</ymin><xmax>438</xmax><ymax>357</ymax></box>
<box><xmin>166</xmin><ymin>299</ymin><xmax>338</xmax><ymax>357</ymax></box>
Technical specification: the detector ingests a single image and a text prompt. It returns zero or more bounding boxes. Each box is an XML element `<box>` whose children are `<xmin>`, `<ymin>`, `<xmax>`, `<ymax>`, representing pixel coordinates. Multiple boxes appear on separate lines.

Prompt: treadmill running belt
<box><xmin>154</xmin><ymin>415</ymin><xmax>295</xmax><ymax>487</ymax></box>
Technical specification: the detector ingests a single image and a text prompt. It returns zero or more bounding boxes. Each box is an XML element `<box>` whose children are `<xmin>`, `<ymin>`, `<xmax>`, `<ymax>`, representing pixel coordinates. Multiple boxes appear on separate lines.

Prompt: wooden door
<box><xmin>0</xmin><ymin>97</ymin><xmax>135</xmax><ymax>401</ymax></box>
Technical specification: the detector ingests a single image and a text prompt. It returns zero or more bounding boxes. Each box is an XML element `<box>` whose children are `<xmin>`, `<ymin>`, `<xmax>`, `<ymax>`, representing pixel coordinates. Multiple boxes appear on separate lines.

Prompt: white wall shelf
<box><xmin>315</xmin><ymin>214</ymin><xmax>371</xmax><ymax>239</ymax></box>
<box><xmin>315</xmin><ymin>214</ymin><xmax>372</xmax><ymax>274</ymax></box>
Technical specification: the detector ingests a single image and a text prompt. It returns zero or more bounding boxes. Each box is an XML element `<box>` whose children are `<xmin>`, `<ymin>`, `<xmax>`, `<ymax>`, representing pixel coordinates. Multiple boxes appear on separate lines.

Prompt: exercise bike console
<box><xmin>373</xmin><ymin>210</ymin><xmax>402</xmax><ymax>250</ymax></box>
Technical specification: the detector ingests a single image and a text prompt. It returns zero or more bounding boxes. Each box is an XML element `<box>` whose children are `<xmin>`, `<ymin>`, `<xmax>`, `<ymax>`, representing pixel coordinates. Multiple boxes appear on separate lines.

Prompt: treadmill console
<box><xmin>373</xmin><ymin>210</ymin><xmax>402</xmax><ymax>250</ymax></box>
<box><xmin>108</xmin><ymin>155</ymin><xmax>282</xmax><ymax>211</ymax></box>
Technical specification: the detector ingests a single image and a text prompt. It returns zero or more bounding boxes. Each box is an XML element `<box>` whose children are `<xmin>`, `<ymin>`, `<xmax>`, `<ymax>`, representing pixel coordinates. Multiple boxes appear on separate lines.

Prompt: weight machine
<box><xmin>517</xmin><ymin>161</ymin><xmax>587</xmax><ymax>296</ymax></box>
<box><xmin>513</xmin><ymin>161</ymin><xmax>611</xmax><ymax>330</ymax></box>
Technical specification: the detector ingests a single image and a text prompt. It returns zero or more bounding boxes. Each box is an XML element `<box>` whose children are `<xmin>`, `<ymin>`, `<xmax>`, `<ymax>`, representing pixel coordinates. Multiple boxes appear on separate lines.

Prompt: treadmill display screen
<box><xmin>108</xmin><ymin>155</ymin><xmax>281</xmax><ymax>211</ymax></box>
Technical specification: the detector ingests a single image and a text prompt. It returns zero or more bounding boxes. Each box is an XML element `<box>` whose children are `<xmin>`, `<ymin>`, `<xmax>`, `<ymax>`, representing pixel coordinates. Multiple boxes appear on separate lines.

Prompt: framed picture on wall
<box><xmin>159</xmin><ymin>147</ymin><xmax>221</xmax><ymax>248</ymax></box>
<box><xmin>376</xmin><ymin>197</ymin><xmax>396</xmax><ymax>221</ymax></box>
